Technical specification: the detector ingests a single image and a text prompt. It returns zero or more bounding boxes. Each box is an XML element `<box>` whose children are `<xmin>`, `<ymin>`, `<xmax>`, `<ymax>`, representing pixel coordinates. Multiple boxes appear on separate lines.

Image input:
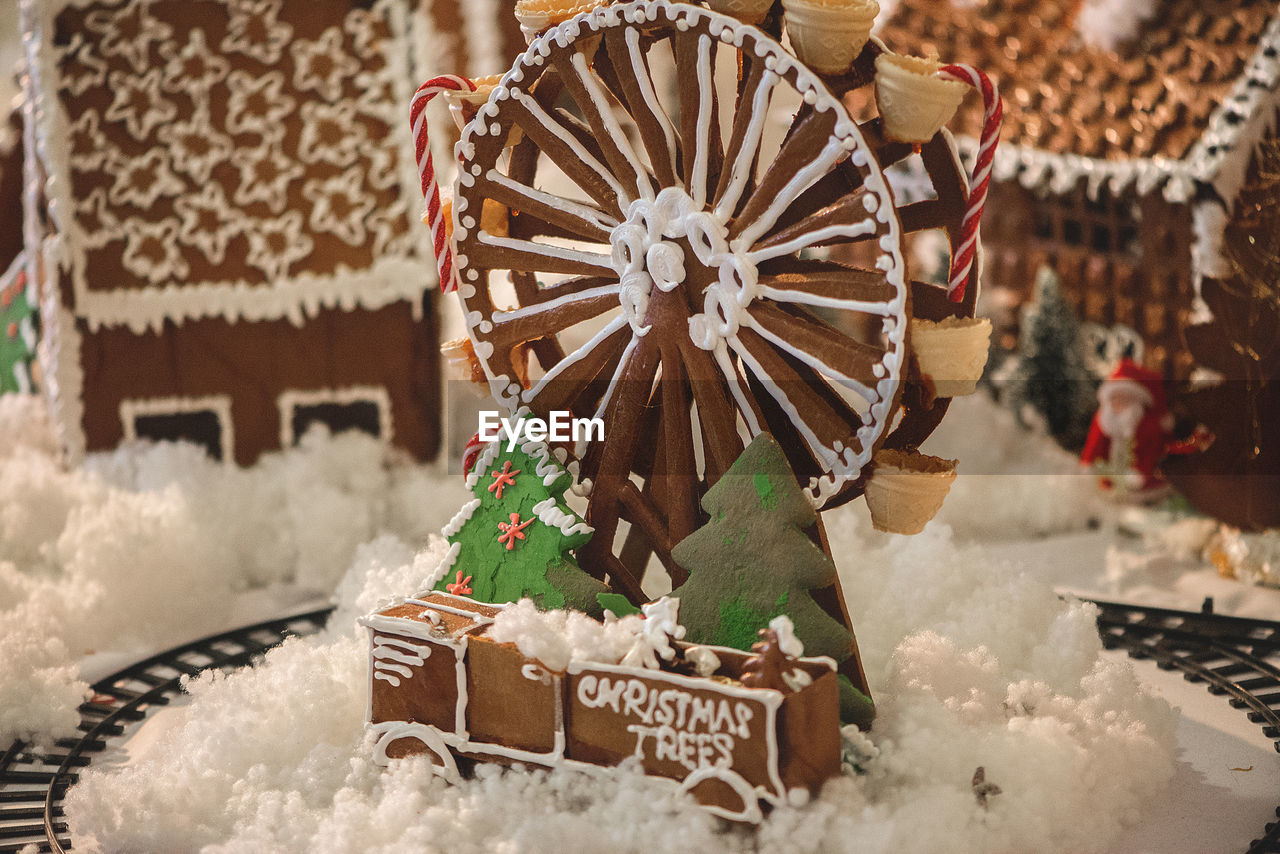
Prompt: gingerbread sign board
<box><xmin>363</xmin><ymin>592</ymin><xmax>841</xmax><ymax>822</ymax></box>
<box><xmin>21</xmin><ymin>0</ymin><xmax>440</xmax><ymax>464</ymax></box>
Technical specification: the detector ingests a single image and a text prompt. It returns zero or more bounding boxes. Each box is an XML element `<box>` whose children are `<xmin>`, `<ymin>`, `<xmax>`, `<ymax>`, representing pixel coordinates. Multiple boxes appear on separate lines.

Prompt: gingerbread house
<box><xmin>18</xmin><ymin>0</ymin><xmax>530</xmax><ymax>464</ymax></box>
<box><xmin>877</xmin><ymin>0</ymin><xmax>1280</xmax><ymax>378</ymax></box>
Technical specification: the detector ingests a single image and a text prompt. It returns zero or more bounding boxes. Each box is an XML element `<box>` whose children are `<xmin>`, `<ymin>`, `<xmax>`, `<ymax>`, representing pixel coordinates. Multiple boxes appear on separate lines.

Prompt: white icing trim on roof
<box><xmin>21</xmin><ymin>0</ymin><xmax>435</xmax><ymax>334</ymax></box>
<box><xmin>952</xmin><ymin>6</ymin><xmax>1280</xmax><ymax>298</ymax></box>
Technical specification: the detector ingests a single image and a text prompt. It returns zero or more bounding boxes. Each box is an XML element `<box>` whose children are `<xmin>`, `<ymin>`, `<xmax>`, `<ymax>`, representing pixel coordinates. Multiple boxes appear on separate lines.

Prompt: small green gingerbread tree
<box><xmin>0</xmin><ymin>258</ymin><xmax>37</xmax><ymax>395</ymax></box>
<box><xmin>670</xmin><ymin>434</ymin><xmax>874</xmax><ymax>728</ymax></box>
<box><xmin>430</xmin><ymin>435</ymin><xmax>608</xmax><ymax>615</ymax></box>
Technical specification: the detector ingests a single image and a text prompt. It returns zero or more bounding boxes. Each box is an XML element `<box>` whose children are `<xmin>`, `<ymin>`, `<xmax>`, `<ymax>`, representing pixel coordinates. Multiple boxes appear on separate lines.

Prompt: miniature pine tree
<box><xmin>1005</xmin><ymin>265</ymin><xmax>1098</xmax><ymax>450</ymax></box>
<box><xmin>430</xmin><ymin>437</ymin><xmax>608</xmax><ymax>615</ymax></box>
<box><xmin>670</xmin><ymin>433</ymin><xmax>873</xmax><ymax>727</ymax></box>
<box><xmin>0</xmin><ymin>260</ymin><xmax>37</xmax><ymax>395</ymax></box>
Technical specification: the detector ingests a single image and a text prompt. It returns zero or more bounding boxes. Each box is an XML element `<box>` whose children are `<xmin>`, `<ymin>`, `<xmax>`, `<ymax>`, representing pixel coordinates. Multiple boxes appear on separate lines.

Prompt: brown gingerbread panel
<box><xmin>77</xmin><ymin>301</ymin><xmax>439</xmax><ymax>465</ymax></box>
<box><xmin>465</xmin><ymin>637</ymin><xmax>558</xmax><ymax>755</ymax></box>
<box><xmin>564</xmin><ymin>668</ymin><xmax>775</xmax><ymax>793</ymax></box>
<box><xmin>369</xmin><ymin>631</ymin><xmax>459</xmax><ymax>730</ymax></box>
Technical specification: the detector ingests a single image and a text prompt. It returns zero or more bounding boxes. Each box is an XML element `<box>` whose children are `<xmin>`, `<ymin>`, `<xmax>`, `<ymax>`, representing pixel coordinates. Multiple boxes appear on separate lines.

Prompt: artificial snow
<box><xmin>4</xmin><ymin>389</ymin><xmax>1264</xmax><ymax>852</ymax></box>
<box><xmin>0</xmin><ymin>394</ymin><xmax>467</xmax><ymax>746</ymax></box>
<box><xmin>1075</xmin><ymin>0</ymin><xmax>1156</xmax><ymax>51</ymax></box>
<box><xmin>487</xmin><ymin>598</ymin><xmax>646</xmax><ymax>672</ymax></box>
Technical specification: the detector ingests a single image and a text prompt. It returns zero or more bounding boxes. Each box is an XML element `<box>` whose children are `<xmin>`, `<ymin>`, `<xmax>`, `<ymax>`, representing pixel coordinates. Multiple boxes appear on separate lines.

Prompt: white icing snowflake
<box><xmin>290</xmin><ymin>26</ymin><xmax>360</xmax><ymax>102</ymax></box>
<box><xmin>156</xmin><ymin>108</ymin><xmax>235</xmax><ymax>186</ymax></box>
<box><xmin>159</xmin><ymin>29</ymin><xmax>230</xmax><ymax>97</ymax></box>
<box><xmin>245</xmin><ymin>209</ymin><xmax>315</xmax><ymax>282</ymax></box>
<box><xmin>221</xmin><ymin>0</ymin><xmax>294</xmax><ymax>66</ymax></box>
<box><xmin>174</xmin><ymin>184</ymin><xmax>241</xmax><ymax>265</ymax></box>
<box><xmin>302</xmin><ymin>171</ymin><xmax>376</xmax><ymax>247</ymax></box>
<box><xmin>620</xmin><ymin>596</ymin><xmax>685</xmax><ymax>670</ymax></box>
<box><xmin>121</xmin><ymin>218</ymin><xmax>189</xmax><ymax>284</ymax></box>
<box><xmin>84</xmin><ymin>1</ymin><xmax>173</xmax><ymax>74</ymax></box>
<box><xmin>364</xmin><ymin>145</ymin><xmax>400</xmax><ymax>192</ymax></box>
<box><xmin>225</xmin><ymin>69</ymin><xmax>297</xmax><ymax>138</ymax></box>
<box><xmin>105</xmin><ymin>147</ymin><xmax>184</xmax><ymax>209</ymax></box>
<box><xmin>58</xmin><ymin>33</ymin><xmax>108</xmax><ymax>98</ymax></box>
<box><xmin>343</xmin><ymin>7</ymin><xmax>391</xmax><ymax>58</ymax></box>
<box><xmin>74</xmin><ymin>188</ymin><xmax>122</xmax><ymax>250</ymax></box>
<box><xmin>297</xmin><ymin>100</ymin><xmax>365</xmax><ymax>167</ymax></box>
<box><xmin>103</xmin><ymin>67</ymin><xmax>177</xmax><ymax>141</ymax></box>
<box><xmin>370</xmin><ymin>202</ymin><xmax>412</xmax><ymax>258</ymax></box>
<box><xmin>232</xmin><ymin>131</ymin><xmax>304</xmax><ymax>214</ymax></box>
<box><xmin>67</xmin><ymin>111</ymin><xmax>106</xmax><ymax>172</ymax></box>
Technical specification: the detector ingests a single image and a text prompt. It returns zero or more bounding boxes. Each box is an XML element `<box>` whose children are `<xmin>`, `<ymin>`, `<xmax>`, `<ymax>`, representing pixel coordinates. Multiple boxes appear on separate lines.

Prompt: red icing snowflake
<box><xmin>445</xmin><ymin>570</ymin><xmax>473</xmax><ymax>596</ymax></box>
<box><xmin>487</xmin><ymin>460</ymin><xmax>520</xmax><ymax>499</ymax></box>
<box><xmin>497</xmin><ymin>512</ymin><xmax>534</xmax><ymax>550</ymax></box>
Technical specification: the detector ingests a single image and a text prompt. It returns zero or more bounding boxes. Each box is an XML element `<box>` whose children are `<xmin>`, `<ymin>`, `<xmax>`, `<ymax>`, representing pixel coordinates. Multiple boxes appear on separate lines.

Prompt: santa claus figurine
<box><xmin>1080</xmin><ymin>359</ymin><xmax>1174</xmax><ymax>496</ymax></box>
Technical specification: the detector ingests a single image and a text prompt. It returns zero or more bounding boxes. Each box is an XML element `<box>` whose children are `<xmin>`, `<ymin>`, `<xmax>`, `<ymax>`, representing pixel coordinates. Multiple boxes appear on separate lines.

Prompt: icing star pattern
<box><xmin>53</xmin><ymin>0</ymin><xmax>411</xmax><ymax>291</ymax></box>
<box><xmin>497</xmin><ymin>512</ymin><xmax>534</xmax><ymax>550</ymax></box>
<box><xmin>487</xmin><ymin>461</ymin><xmax>520</xmax><ymax>499</ymax></box>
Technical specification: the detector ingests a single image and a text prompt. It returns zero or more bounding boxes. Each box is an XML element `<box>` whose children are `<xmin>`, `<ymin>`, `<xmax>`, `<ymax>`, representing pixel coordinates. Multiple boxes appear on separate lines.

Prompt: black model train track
<box><xmin>1088</xmin><ymin>597</ymin><xmax>1280</xmax><ymax>854</ymax></box>
<box><xmin>3</xmin><ymin>599</ymin><xmax>1280</xmax><ymax>852</ymax></box>
<box><xmin>0</xmin><ymin>606</ymin><xmax>333</xmax><ymax>854</ymax></box>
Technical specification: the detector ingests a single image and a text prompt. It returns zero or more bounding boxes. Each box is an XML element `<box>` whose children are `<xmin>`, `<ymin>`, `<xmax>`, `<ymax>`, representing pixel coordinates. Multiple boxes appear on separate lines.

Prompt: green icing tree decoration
<box><xmin>670</xmin><ymin>434</ymin><xmax>874</xmax><ymax>728</ymax></box>
<box><xmin>0</xmin><ymin>258</ymin><xmax>37</xmax><ymax>395</ymax></box>
<box><xmin>431</xmin><ymin>437</ymin><xmax>607</xmax><ymax>615</ymax></box>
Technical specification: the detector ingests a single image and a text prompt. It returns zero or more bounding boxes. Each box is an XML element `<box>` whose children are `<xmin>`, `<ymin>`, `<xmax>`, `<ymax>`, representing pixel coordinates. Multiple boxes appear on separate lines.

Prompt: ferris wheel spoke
<box><xmin>471</xmin><ymin>232</ymin><xmax>614</xmax><ymax>277</ymax></box>
<box><xmin>476</xmin><ymin>170</ymin><xmax>617</xmax><ymax>243</ymax></box>
<box><xmin>729</xmin><ymin>109</ymin><xmax>843</xmax><ymax>247</ymax></box>
<box><xmin>755</xmin><ymin>262</ymin><xmax>898</xmax><ymax>314</ymax></box>
<box><xmin>488</xmin><ymin>290</ymin><xmax>621</xmax><ymax>351</ymax></box>
<box><xmin>713</xmin><ymin>59</ymin><xmax>777</xmax><ymax>220</ymax></box>
<box><xmin>674</xmin><ymin>335</ymin><xmax>742</xmax><ymax>482</ymax></box>
<box><xmin>654</xmin><ymin>352</ymin><xmax>700</xmax><ymax>545</ymax></box>
<box><xmin>899</xmin><ymin>199</ymin><xmax>947</xmax><ymax>234</ymax></box>
<box><xmin>525</xmin><ymin>316</ymin><xmax>632</xmax><ymax>414</ymax></box>
<box><xmin>673</xmin><ymin>28</ymin><xmax>722</xmax><ymax>206</ymax></box>
<box><xmin>747</xmin><ymin>187</ymin><xmax>882</xmax><ymax>262</ymax></box>
<box><xmin>729</xmin><ymin>327</ymin><xmax>856</xmax><ymax>467</ymax></box>
<box><xmin>551</xmin><ymin>44</ymin><xmax>658</xmax><ymax>201</ymax></box>
<box><xmin>744</xmin><ymin>301</ymin><xmax>883</xmax><ymax>402</ymax></box>
<box><xmin>505</xmin><ymin>91</ymin><xmax>624</xmax><ymax>213</ymax></box>
<box><xmin>602</xmin><ymin>26</ymin><xmax>681</xmax><ymax>188</ymax></box>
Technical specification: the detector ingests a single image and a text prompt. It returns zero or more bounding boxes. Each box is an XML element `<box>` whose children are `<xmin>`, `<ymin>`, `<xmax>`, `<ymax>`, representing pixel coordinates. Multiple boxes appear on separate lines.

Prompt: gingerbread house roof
<box><xmin>876</xmin><ymin>0</ymin><xmax>1280</xmax><ymax>207</ymax></box>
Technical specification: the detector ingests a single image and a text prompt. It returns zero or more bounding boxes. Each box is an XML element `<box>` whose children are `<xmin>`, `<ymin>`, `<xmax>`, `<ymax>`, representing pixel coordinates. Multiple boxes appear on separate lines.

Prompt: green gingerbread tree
<box><xmin>431</xmin><ymin>436</ymin><xmax>608</xmax><ymax>615</ymax></box>
<box><xmin>670</xmin><ymin>434</ymin><xmax>874</xmax><ymax>728</ymax></box>
<box><xmin>0</xmin><ymin>258</ymin><xmax>37</xmax><ymax>395</ymax></box>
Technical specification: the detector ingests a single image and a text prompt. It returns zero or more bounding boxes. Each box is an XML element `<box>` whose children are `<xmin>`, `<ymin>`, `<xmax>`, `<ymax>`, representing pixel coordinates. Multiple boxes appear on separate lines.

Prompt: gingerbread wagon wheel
<box><xmin>450</xmin><ymin>0</ymin><xmax>981</xmax><ymax>598</ymax></box>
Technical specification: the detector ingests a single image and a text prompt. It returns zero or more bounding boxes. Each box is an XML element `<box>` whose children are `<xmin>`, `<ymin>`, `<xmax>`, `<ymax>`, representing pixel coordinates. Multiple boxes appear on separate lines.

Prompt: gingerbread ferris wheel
<box><xmin>414</xmin><ymin>0</ymin><xmax>1003</xmax><ymax>599</ymax></box>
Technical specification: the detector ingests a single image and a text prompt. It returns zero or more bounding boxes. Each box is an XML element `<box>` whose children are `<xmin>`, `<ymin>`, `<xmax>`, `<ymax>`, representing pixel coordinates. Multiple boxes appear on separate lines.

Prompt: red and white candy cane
<box><xmin>938</xmin><ymin>64</ymin><xmax>1003</xmax><ymax>305</ymax></box>
<box><xmin>409</xmin><ymin>74</ymin><xmax>476</xmax><ymax>294</ymax></box>
<box><xmin>461</xmin><ymin>431</ymin><xmax>485</xmax><ymax>477</ymax></box>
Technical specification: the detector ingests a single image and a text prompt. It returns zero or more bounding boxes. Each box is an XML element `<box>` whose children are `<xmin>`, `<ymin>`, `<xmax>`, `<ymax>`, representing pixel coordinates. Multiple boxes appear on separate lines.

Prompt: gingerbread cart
<box><xmin>363</xmin><ymin>592</ymin><xmax>840</xmax><ymax>822</ymax></box>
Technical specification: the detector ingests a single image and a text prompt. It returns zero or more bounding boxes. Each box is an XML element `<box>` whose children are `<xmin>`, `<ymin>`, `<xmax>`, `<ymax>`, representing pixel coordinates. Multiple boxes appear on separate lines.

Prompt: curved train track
<box><xmin>0</xmin><ymin>606</ymin><xmax>334</xmax><ymax>854</ymax></box>
<box><xmin>2</xmin><ymin>598</ymin><xmax>1279</xmax><ymax>852</ymax></box>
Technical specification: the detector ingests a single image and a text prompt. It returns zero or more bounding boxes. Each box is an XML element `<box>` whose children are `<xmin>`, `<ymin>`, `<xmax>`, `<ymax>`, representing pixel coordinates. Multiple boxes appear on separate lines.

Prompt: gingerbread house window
<box><xmin>120</xmin><ymin>395</ymin><xmax>234</xmax><ymax>461</ymax></box>
<box><xmin>278</xmin><ymin>386</ymin><xmax>392</xmax><ymax>448</ymax></box>
<box><xmin>1032</xmin><ymin>187</ymin><xmax>1141</xmax><ymax>260</ymax></box>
